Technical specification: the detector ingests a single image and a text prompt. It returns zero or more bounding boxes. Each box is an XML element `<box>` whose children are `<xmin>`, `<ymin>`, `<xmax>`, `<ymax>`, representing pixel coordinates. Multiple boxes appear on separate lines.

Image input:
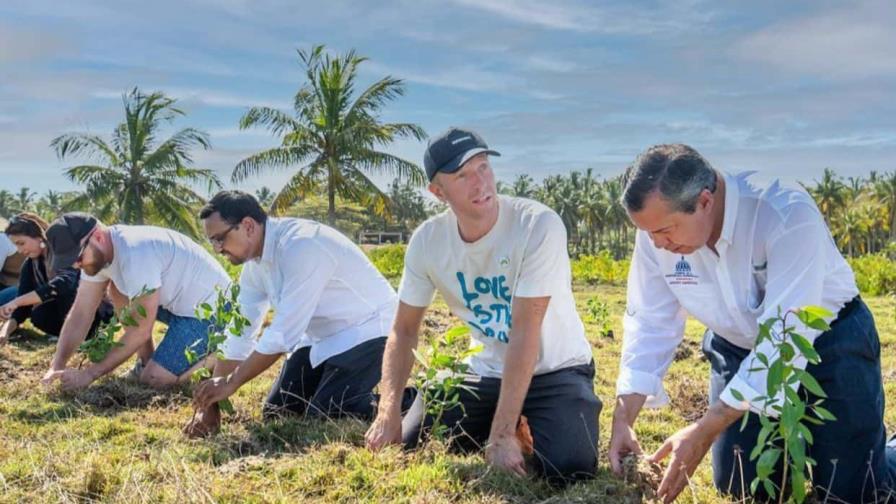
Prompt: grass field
<box><xmin>0</xmin><ymin>285</ymin><xmax>893</xmax><ymax>503</ymax></box>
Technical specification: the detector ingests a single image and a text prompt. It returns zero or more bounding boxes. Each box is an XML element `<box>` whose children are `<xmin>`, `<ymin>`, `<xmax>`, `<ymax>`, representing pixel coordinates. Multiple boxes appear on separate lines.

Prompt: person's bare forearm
<box><xmin>213</xmin><ymin>359</ymin><xmax>240</xmax><ymax>378</ymax></box>
<box><xmin>227</xmin><ymin>351</ymin><xmax>281</xmax><ymax>390</ymax></box>
<box><xmin>613</xmin><ymin>393</ymin><xmax>648</xmax><ymax>428</ymax></box>
<box><xmin>8</xmin><ymin>291</ymin><xmax>41</xmax><ymax>311</ymax></box>
<box><xmin>51</xmin><ymin>310</ymin><xmax>95</xmax><ymax>369</ymax></box>
<box><xmin>697</xmin><ymin>401</ymin><xmax>743</xmax><ymax>435</ymax></box>
<box><xmin>377</xmin><ymin>328</ymin><xmax>418</xmax><ymax>418</ymax></box>
<box><xmin>490</xmin><ymin>330</ymin><xmax>539</xmax><ymax>438</ymax></box>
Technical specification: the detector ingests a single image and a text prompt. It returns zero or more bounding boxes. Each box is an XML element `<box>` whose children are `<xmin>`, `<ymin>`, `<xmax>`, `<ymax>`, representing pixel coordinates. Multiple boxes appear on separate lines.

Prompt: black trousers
<box><xmin>25</xmin><ymin>297</ymin><xmax>111</xmax><ymax>339</ymax></box>
<box><xmin>402</xmin><ymin>361</ymin><xmax>602</xmax><ymax>484</ymax></box>
<box><xmin>263</xmin><ymin>337</ymin><xmax>387</xmax><ymax>420</ymax></box>
<box><xmin>706</xmin><ymin>297</ymin><xmax>896</xmax><ymax>503</ymax></box>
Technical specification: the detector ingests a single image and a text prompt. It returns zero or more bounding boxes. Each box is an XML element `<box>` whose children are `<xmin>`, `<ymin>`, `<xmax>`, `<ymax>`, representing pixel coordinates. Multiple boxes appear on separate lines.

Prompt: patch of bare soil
<box><xmin>669</xmin><ymin>376</ymin><xmax>708</xmax><ymax>423</ymax></box>
<box><xmin>621</xmin><ymin>453</ymin><xmax>663</xmax><ymax>502</ymax></box>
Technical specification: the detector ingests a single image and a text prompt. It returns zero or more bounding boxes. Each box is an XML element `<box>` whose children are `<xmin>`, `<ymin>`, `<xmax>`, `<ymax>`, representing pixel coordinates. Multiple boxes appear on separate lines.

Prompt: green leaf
<box><xmin>218</xmin><ymin>399</ymin><xmax>235</xmax><ymax>415</ymax></box>
<box><xmin>444</xmin><ymin>325</ymin><xmax>470</xmax><ymax>344</ymax></box>
<box><xmin>763</xmin><ymin>479</ymin><xmax>777</xmax><ymax>499</ymax></box>
<box><xmin>730</xmin><ymin>388</ymin><xmax>745</xmax><ymax>401</ymax></box>
<box><xmin>780</xmin><ymin>342</ymin><xmax>795</xmax><ymax>362</ymax></box>
<box><xmin>790</xmin><ymin>333</ymin><xmax>820</xmax><ymax>363</ymax></box>
<box><xmin>797</xmin><ymin>370</ymin><xmax>827</xmax><ymax>398</ymax></box>
<box><xmin>800</xmin><ymin>305</ymin><xmax>834</xmax><ymax>320</ymax></box>
<box><xmin>756</xmin><ymin>448</ymin><xmax>781</xmax><ymax>479</ymax></box>
<box><xmin>814</xmin><ymin>405</ymin><xmax>837</xmax><ymax>421</ymax></box>
<box><xmin>767</xmin><ymin>360</ymin><xmax>784</xmax><ymax>397</ymax></box>
<box><xmin>136</xmin><ymin>304</ymin><xmax>147</xmax><ymax>318</ymax></box>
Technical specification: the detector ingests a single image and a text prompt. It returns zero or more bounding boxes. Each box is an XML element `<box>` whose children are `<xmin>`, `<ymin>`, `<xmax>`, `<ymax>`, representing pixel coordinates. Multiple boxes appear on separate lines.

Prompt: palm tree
<box><xmin>0</xmin><ymin>190</ymin><xmax>13</xmax><ymax>218</ymax></box>
<box><xmin>51</xmin><ymin>88</ymin><xmax>220</xmax><ymax>237</ymax></box>
<box><xmin>234</xmin><ymin>45</ymin><xmax>426</xmax><ymax>224</ymax></box>
<box><xmin>803</xmin><ymin>168</ymin><xmax>845</xmax><ymax>225</ymax></box>
<box><xmin>255</xmin><ymin>186</ymin><xmax>276</xmax><ymax>210</ymax></box>
<box><xmin>506</xmin><ymin>174</ymin><xmax>537</xmax><ymax>198</ymax></box>
<box><xmin>874</xmin><ymin>171</ymin><xmax>896</xmax><ymax>242</ymax></box>
<box><xmin>35</xmin><ymin>190</ymin><xmax>64</xmax><ymax>220</ymax></box>
<box><xmin>15</xmin><ymin>187</ymin><xmax>36</xmax><ymax>212</ymax></box>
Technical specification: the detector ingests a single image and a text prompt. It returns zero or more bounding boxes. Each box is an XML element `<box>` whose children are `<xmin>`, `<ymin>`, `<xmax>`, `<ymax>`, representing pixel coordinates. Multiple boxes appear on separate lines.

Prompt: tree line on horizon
<box><xmin>1</xmin><ymin>44</ymin><xmax>894</xmax><ymax>260</ymax></box>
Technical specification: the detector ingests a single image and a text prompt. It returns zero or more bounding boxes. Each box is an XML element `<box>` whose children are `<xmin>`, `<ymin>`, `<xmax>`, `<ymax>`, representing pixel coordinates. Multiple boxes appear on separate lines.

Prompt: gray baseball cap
<box><xmin>423</xmin><ymin>127</ymin><xmax>500</xmax><ymax>181</ymax></box>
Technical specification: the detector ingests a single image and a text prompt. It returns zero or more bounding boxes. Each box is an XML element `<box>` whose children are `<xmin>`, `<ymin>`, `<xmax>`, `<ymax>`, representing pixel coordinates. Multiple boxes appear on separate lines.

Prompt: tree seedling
<box><xmin>730</xmin><ymin>305</ymin><xmax>836</xmax><ymax>504</ymax></box>
<box><xmin>412</xmin><ymin>325</ymin><xmax>483</xmax><ymax>442</ymax></box>
<box><xmin>78</xmin><ymin>286</ymin><xmax>156</xmax><ymax>367</ymax></box>
<box><xmin>585</xmin><ymin>297</ymin><xmax>614</xmax><ymax>338</ymax></box>
<box><xmin>185</xmin><ymin>283</ymin><xmax>250</xmax><ymax>415</ymax></box>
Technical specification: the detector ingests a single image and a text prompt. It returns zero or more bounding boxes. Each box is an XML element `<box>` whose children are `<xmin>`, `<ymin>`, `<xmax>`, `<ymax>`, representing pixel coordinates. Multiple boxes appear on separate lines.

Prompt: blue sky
<box><xmin>1</xmin><ymin>0</ymin><xmax>894</xmax><ymax>196</ymax></box>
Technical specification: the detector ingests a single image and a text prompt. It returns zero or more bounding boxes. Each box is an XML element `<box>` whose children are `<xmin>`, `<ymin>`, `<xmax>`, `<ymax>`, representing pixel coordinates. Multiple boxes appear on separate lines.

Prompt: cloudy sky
<box><xmin>1</xmin><ymin>0</ymin><xmax>894</xmax><ymax>196</ymax></box>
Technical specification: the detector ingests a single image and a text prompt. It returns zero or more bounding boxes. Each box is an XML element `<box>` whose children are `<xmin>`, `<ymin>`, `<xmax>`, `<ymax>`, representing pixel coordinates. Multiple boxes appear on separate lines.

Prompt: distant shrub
<box><xmin>571</xmin><ymin>251</ymin><xmax>630</xmax><ymax>286</ymax></box>
<box><xmin>367</xmin><ymin>244</ymin><xmax>406</xmax><ymax>280</ymax></box>
<box><xmin>849</xmin><ymin>253</ymin><xmax>896</xmax><ymax>295</ymax></box>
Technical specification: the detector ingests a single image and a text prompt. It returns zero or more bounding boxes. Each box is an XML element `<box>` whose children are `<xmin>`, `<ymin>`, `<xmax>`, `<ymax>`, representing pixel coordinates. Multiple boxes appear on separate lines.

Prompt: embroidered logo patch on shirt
<box><xmin>666</xmin><ymin>256</ymin><xmax>699</xmax><ymax>285</ymax></box>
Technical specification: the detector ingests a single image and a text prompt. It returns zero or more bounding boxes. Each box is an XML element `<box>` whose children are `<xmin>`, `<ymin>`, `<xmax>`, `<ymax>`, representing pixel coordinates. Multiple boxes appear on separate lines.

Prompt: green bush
<box><xmin>571</xmin><ymin>251</ymin><xmax>630</xmax><ymax>286</ymax></box>
<box><xmin>848</xmin><ymin>253</ymin><xmax>896</xmax><ymax>295</ymax></box>
<box><xmin>367</xmin><ymin>244</ymin><xmax>406</xmax><ymax>281</ymax></box>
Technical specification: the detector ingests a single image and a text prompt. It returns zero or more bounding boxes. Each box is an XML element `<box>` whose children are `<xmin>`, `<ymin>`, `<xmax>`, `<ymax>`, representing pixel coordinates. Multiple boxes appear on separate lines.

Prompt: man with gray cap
<box><xmin>365</xmin><ymin>127</ymin><xmax>601</xmax><ymax>483</ymax></box>
<box><xmin>41</xmin><ymin>213</ymin><xmax>231</xmax><ymax>391</ymax></box>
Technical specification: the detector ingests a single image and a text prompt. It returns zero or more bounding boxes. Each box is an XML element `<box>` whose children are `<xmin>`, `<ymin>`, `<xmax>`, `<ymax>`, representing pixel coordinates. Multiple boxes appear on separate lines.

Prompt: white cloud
<box><xmin>735</xmin><ymin>1</ymin><xmax>896</xmax><ymax>80</ymax></box>
<box><xmin>90</xmin><ymin>87</ymin><xmax>290</xmax><ymax>110</ymax></box>
<box><xmin>447</xmin><ymin>0</ymin><xmax>712</xmax><ymax>35</ymax></box>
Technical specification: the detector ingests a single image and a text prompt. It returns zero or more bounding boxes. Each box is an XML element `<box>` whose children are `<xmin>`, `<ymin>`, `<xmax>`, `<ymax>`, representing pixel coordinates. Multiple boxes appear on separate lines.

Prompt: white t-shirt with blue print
<box><xmin>399</xmin><ymin>195</ymin><xmax>593</xmax><ymax>378</ymax></box>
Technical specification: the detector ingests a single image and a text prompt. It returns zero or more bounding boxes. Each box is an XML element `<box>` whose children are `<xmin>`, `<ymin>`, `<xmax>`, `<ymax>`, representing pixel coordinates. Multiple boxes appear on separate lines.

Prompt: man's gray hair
<box><xmin>621</xmin><ymin>144</ymin><xmax>718</xmax><ymax>214</ymax></box>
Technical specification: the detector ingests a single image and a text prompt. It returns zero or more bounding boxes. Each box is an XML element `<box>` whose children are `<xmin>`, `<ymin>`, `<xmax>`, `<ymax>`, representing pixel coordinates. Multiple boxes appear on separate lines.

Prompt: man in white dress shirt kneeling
<box><xmin>186</xmin><ymin>191</ymin><xmax>401</xmax><ymax>437</ymax></box>
<box><xmin>608</xmin><ymin>144</ymin><xmax>896</xmax><ymax>503</ymax></box>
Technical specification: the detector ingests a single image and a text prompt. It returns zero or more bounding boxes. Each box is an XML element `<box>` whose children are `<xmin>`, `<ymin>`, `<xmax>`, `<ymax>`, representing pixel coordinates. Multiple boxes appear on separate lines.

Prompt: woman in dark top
<box><xmin>0</xmin><ymin>213</ymin><xmax>110</xmax><ymax>343</ymax></box>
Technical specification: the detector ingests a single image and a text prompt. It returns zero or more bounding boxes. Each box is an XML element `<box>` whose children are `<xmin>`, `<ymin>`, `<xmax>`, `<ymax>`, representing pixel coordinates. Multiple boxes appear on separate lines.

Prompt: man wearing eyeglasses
<box><xmin>41</xmin><ymin>213</ymin><xmax>231</xmax><ymax>391</ymax></box>
<box><xmin>185</xmin><ymin>191</ymin><xmax>400</xmax><ymax>437</ymax></box>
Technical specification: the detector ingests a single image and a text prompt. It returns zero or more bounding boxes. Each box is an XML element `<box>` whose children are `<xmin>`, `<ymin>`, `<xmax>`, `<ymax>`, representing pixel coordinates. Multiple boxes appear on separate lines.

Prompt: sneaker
<box><xmin>124</xmin><ymin>359</ymin><xmax>145</xmax><ymax>381</ymax></box>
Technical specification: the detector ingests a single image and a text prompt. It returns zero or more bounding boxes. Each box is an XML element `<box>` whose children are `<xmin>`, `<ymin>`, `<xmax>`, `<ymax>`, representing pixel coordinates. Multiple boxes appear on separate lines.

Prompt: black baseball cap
<box><xmin>423</xmin><ymin>127</ymin><xmax>500</xmax><ymax>181</ymax></box>
<box><xmin>47</xmin><ymin>212</ymin><xmax>97</xmax><ymax>271</ymax></box>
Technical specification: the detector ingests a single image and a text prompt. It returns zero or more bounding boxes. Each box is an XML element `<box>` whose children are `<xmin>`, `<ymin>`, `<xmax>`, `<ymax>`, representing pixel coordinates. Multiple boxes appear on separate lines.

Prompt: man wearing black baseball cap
<box><xmin>41</xmin><ymin>213</ymin><xmax>231</xmax><ymax>391</ymax></box>
<box><xmin>366</xmin><ymin>127</ymin><xmax>601</xmax><ymax>483</ymax></box>
<box><xmin>45</xmin><ymin>213</ymin><xmax>97</xmax><ymax>272</ymax></box>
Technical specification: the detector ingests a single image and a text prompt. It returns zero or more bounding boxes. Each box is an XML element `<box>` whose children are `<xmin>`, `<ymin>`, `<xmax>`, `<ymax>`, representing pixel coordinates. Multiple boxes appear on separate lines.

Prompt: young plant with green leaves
<box><xmin>730</xmin><ymin>305</ymin><xmax>836</xmax><ymax>504</ymax></box>
<box><xmin>78</xmin><ymin>286</ymin><xmax>157</xmax><ymax>366</ymax></box>
<box><xmin>412</xmin><ymin>325</ymin><xmax>483</xmax><ymax>442</ymax></box>
<box><xmin>585</xmin><ymin>297</ymin><xmax>614</xmax><ymax>338</ymax></box>
<box><xmin>185</xmin><ymin>283</ymin><xmax>251</xmax><ymax>415</ymax></box>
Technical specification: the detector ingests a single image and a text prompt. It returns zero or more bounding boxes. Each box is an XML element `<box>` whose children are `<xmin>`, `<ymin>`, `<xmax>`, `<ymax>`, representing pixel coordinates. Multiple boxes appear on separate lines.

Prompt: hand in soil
<box><xmin>486</xmin><ymin>433</ymin><xmax>527</xmax><ymax>477</ymax></box>
<box><xmin>183</xmin><ymin>403</ymin><xmax>221</xmax><ymax>438</ymax></box>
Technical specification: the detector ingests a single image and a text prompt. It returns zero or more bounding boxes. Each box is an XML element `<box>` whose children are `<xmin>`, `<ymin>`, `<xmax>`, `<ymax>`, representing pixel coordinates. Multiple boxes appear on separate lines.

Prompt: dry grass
<box><xmin>0</xmin><ymin>286</ymin><xmax>893</xmax><ymax>503</ymax></box>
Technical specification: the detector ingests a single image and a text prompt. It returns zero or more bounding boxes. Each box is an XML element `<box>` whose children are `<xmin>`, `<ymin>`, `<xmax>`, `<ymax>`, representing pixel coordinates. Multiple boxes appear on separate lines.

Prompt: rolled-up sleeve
<box><xmin>616</xmin><ymin>231</ymin><xmax>687</xmax><ymax>407</ymax></box>
<box><xmin>253</xmin><ymin>238</ymin><xmax>336</xmax><ymax>356</ymax></box>
<box><xmin>720</xmin><ymin>204</ymin><xmax>831</xmax><ymax>415</ymax></box>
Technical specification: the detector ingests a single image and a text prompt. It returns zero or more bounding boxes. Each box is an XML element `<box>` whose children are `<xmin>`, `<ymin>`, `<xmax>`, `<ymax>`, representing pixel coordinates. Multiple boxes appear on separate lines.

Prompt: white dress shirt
<box><xmin>616</xmin><ymin>172</ymin><xmax>858</xmax><ymax>414</ymax></box>
<box><xmin>220</xmin><ymin>217</ymin><xmax>398</xmax><ymax>367</ymax></box>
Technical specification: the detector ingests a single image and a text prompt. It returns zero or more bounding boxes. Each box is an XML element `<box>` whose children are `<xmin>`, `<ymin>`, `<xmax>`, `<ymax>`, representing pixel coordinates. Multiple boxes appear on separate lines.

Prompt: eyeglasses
<box><xmin>76</xmin><ymin>227</ymin><xmax>97</xmax><ymax>264</ymax></box>
<box><xmin>208</xmin><ymin>223</ymin><xmax>239</xmax><ymax>248</ymax></box>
